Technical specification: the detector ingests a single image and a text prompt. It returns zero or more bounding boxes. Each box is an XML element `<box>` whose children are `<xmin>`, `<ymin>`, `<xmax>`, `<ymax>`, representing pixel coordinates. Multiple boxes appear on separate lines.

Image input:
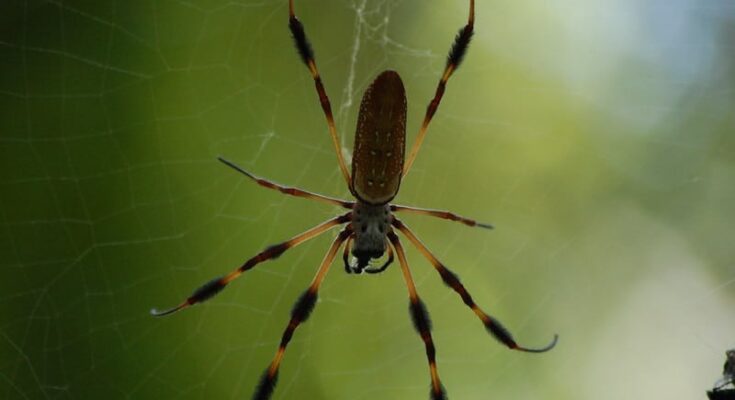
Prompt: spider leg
<box><xmin>218</xmin><ymin>157</ymin><xmax>353</xmax><ymax>209</ymax></box>
<box><xmin>254</xmin><ymin>227</ymin><xmax>352</xmax><ymax>400</ymax></box>
<box><xmin>403</xmin><ymin>0</ymin><xmax>475</xmax><ymax>176</ymax></box>
<box><xmin>392</xmin><ymin>218</ymin><xmax>558</xmax><ymax>353</ymax></box>
<box><xmin>363</xmin><ymin>245</ymin><xmax>394</xmax><ymax>274</ymax></box>
<box><xmin>388</xmin><ymin>232</ymin><xmax>446</xmax><ymax>400</ymax></box>
<box><xmin>713</xmin><ymin>377</ymin><xmax>729</xmax><ymax>391</ymax></box>
<box><xmin>391</xmin><ymin>204</ymin><xmax>493</xmax><ymax>229</ymax></box>
<box><xmin>150</xmin><ymin>212</ymin><xmax>351</xmax><ymax>317</ymax></box>
<box><xmin>288</xmin><ymin>0</ymin><xmax>352</xmax><ymax>190</ymax></box>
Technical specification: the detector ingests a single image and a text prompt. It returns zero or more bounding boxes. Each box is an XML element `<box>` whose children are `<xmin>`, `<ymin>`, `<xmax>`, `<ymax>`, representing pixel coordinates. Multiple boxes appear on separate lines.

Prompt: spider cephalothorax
<box><xmin>152</xmin><ymin>1</ymin><xmax>557</xmax><ymax>399</ymax></box>
<box><xmin>347</xmin><ymin>202</ymin><xmax>392</xmax><ymax>274</ymax></box>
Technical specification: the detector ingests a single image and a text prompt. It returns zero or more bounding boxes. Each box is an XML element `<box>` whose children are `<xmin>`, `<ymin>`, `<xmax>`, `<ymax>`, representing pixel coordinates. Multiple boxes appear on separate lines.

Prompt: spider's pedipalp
<box><xmin>363</xmin><ymin>245</ymin><xmax>394</xmax><ymax>274</ymax></box>
<box><xmin>342</xmin><ymin>235</ymin><xmax>354</xmax><ymax>273</ymax></box>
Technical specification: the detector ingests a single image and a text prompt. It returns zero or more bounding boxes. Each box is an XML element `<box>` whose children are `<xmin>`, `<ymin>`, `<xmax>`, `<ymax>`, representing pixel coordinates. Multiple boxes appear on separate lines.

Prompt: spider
<box><xmin>152</xmin><ymin>1</ymin><xmax>557</xmax><ymax>399</ymax></box>
<box><xmin>712</xmin><ymin>350</ymin><xmax>735</xmax><ymax>392</ymax></box>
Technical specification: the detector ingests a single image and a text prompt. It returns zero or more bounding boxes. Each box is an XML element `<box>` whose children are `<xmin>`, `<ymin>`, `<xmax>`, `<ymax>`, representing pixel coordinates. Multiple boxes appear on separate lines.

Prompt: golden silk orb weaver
<box><xmin>152</xmin><ymin>1</ymin><xmax>558</xmax><ymax>399</ymax></box>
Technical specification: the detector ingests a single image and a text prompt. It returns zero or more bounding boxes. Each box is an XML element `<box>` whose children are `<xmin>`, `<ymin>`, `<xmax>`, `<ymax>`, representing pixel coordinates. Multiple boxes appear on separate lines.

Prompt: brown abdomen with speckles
<box><xmin>351</xmin><ymin>70</ymin><xmax>407</xmax><ymax>205</ymax></box>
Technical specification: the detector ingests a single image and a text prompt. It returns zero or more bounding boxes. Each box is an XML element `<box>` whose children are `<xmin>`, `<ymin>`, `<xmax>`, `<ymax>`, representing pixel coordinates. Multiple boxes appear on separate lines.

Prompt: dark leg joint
<box><xmin>425</xmin><ymin>340</ymin><xmax>436</xmax><ymax>361</ymax></box>
<box><xmin>437</xmin><ymin>267</ymin><xmax>474</xmax><ymax>307</ymax></box>
<box><xmin>280</xmin><ymin>328</ymin><xmax>294</xmax><ymax>348</ymax></box>
<box><xmin>409</xmin><ymin>299</ymin><xmax>432</xmax><ymax>336</ymax></box>
<box><xmin>437</xmin><ymin>266</ymin><xmax>460</xmax><ymax>288</ymax></box>
<box><xmin>447</xmin><ymin>25</ymin><xmax>474</xmax><ymax>68</ymax></box>
<box><xmin>314</xmin><ymin>78</ymin><xmax>331</xmax><ymax>108</ymax></box>
<box><xmin>291</xmin><ymin>288</ymin><xmax>318</xmax><ymax>323</ymax></box>
<box><xmin>288</xmin><ymin>16</ymin><xmax>313</xmax><ymax>65</ymax></box>
<box><xmin>484</xmin><ymin>315</ymin><xmax>517</xmax><ymax>348</ymax></box>
<box><xmin>264</xmin><ymin>243</ymin><xmax>289</xmax><ymax>259</ymax></box>
<box><xmin>431</xmin><ymin>385</ymin><xmax>447</xmax><ymax>400</ymax></box>
<box><xmin>252</xmin><ymin>368</ymin><xmax>279</xmax><ymax>400</ymax></box>
<box><xmin>189</xmin><ymin>276</ymin><xmax>226</xmax><ymax>305</ymax></box>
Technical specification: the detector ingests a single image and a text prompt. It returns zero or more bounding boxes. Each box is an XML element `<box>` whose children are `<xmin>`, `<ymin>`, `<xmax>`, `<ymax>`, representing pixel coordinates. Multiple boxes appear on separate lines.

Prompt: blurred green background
<box><xmin>1</xmin><ymin>0</ymin><xmax>734</xmax><ymax>399</ymax></box>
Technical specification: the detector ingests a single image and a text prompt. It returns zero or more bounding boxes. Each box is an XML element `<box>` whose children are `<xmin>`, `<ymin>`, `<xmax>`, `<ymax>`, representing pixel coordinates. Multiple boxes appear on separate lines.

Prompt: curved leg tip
<box><xmin>217</xmin><ymin>156</ymin><xmax>232</xmax><ymax>166</ymax></box>
<box><xmin>516</xmin><ymin>333</ymin><xmax>559</xmax><ymax>353</ymax></box>
<box><xmin>149</xmin><ymin>302</ymin><xmax>188</xmax><ymax>317</ymax></box>
<box><xmin>477</xmin><ymin>222</ymin><xmax>494</xmax><ymax>230</ymax></box>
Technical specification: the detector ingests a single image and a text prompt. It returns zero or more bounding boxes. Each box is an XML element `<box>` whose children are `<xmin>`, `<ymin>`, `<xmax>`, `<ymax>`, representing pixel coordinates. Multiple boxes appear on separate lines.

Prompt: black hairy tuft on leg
<box><xmin>437</xmin><ymin>266</ymin><xmax>474</xmax><ymax>307</ymax></box>
<box><xmin>447</xmin><ymin>25</ymin><xmax>474</xmax><ymax>69</ymax></box>
<box><xmin>252</xmin><ymin>369</ymin><xmax>279</xmax><ymax>400</ymax></box>
<box><xmin>484</xmin><ymin>315</ymin><xmax>516</xmax><ymax>348</ymax></box>
<box><xmin>437</xmin><ymin>266</ymin><xmax>460</xmax><ymax>288</ymax></box>
<box><xmin>190</xmin><ymin>276</ymin><xmax>226</xmax><ymax>304</ymax></box>
<box><xmin>264</xmin><ymin>242</ymin><xmax>289</xmax><ymax>259</ymax></box>
<box><xmin>289</xmin><ymin>16</ymin><xmax>314</xmax><ymax>65</ymax></box>
<box><xmin>291</xmin><ymin>289</ymin><xmax>318</xmax><ymax>322</ymax></box>
<box><xmin>409</xmin><ymin>299</ymin><xmax>432</xmax><ymax>335</ymax></box>
<box><xmin>430</xmin><ymin>384</ymin><xmax>447</xmax><ymax>400</ymax></box>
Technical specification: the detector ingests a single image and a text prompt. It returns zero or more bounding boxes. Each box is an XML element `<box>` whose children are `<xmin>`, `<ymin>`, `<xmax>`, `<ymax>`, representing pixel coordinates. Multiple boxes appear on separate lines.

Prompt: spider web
<box><xmin>1</xmin><ymin>0</ymin><xmax>735</xmax><ymax>399</ymax></box>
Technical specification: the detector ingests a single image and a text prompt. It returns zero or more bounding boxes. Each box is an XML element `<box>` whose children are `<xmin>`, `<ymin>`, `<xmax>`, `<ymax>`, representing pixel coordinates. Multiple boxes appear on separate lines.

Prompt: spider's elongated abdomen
<box><xmin>352</xmin><ymin>70</ymin><xmax>407</xmax><ymax>205</ymax></box>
